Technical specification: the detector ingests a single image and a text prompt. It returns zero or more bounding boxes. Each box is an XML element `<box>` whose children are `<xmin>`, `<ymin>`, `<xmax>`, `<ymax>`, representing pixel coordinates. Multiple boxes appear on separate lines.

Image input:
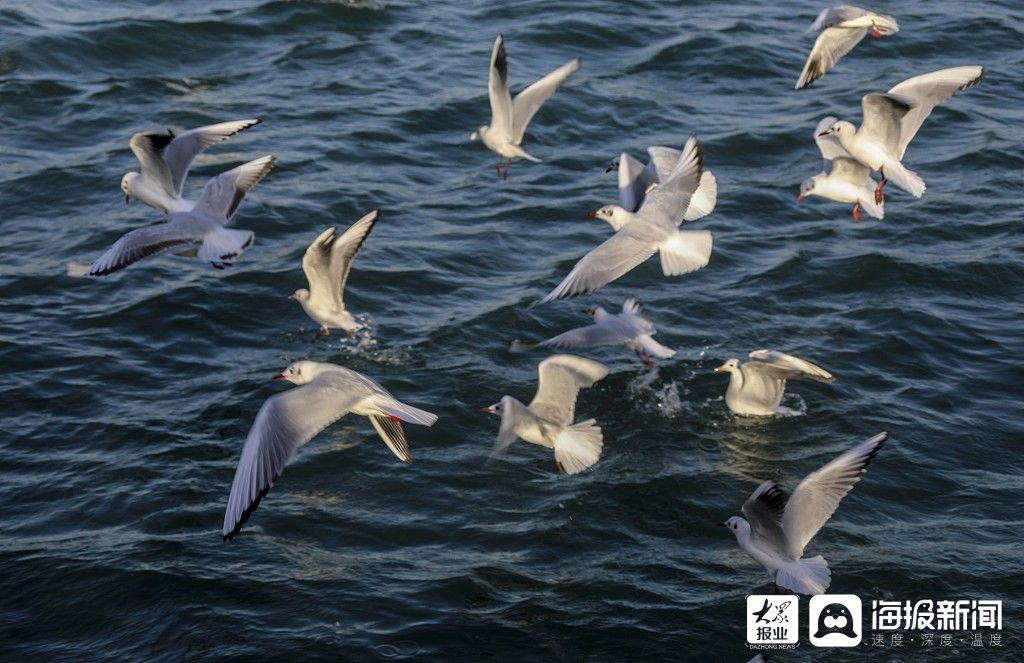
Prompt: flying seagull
<box><xmin>470</xmin><ymin>35</ymin><xmax>580</xmax><ymax>179</ymax></box>
<box><xmin>541</xmin><ymin>135</ymin><xmax>712</xmax><ymax>302</ymax></box>
<box><xmin>719</xmin><ymin>432</ymin><xmax>888</xmax><ymax>594</ymax></box>
<box><xmin>290</xmin><ymin>210</ymin><xmax>379</xmax><ymax>339</ymax></box>
<box><xmin>795</xmin><ymin>6</ymin><xmax>898</xmax><ymax>90</ymax></box>
<box><xmin>89</xmin><ymin>155</ymin><xmax>275</xmax><ymax>276</ymax></box>
<box><xmin>797</xmin><ymin>116</ymin><xmax>883</xmax><ymax>222</ymax></box>
<box><xmin>512</xmin><ymin>297</ymin><xmax>674</xmax><ymax>368</ymax></box>
<box><xmin>121</xmin><ymin>118</ymin><xmax>261</xmax><ymax>213</ymax></box>
<box><xmin>481</xmin><ymin>354</ymin><xmax>607</xmax><ymax>474</ymax></box>
<box><xmin>816</xmin><ymin>66</ymin><xmax>984</xmax><ymax>201</ymax></box>
<box><xmin>223</xmin><ymin>360</ymin><xmax>437</xmax><ymax>541</ymax></box>
<box><xmin>714</xmin><ymin>350</ymin><xmax>835</xmax><ymax>416</ymax></box>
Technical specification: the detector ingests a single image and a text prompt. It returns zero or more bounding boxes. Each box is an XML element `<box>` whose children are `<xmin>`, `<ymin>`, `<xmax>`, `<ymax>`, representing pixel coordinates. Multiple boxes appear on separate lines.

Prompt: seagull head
<box><xmin>479</xmin><ymin>400</ymin><xmax>503</xmax><ymax>415</ymax></box>
<box><xmin>121</xmin><ymin>173</ymin><xmax>138</xmax><ymax>204</ymax></box>
<box><xmin>604</xmin><ymin>157</ymin><xmax>620</xmax><ymax>173</ymax></box>
<box><xmin>289</xmin><ymin>288</ymin><xmax>310</xmax><ymax>302</ymax></box>
<box><xmin>274</xmin><ymin>360</ymin><xmax>320</xmax><ymax>385</ymax></box>
<box><xmin>797</xmin><ymin>177</ymin><xmax>817</xmax><ymax>203</ymax></box>
<box><xmin>714</xmin><ymin>358</ymin><xmax>740</xmax><ymax>374</ymax></box>
<box><xmin>717</xmin><ymin>516</ymin><xmax>750</xmax><ymax>540</ymax></box>
<box><xmin>589</xmin><ymin>204</ymin><xmax>630</xmax><ymax>231</ymax></box>
<box><xmin>817</xmin><ymin>119</ymin><xmax>853</xmax><ymax>138</ymax></box>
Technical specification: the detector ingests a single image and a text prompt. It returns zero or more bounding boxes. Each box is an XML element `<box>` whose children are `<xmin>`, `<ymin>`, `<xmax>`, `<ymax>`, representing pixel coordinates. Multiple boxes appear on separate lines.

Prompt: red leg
<box><xmin>852</xmin><ymin>203</ymin><xmax>861</xmax><ymax>223</ymax></box>
<box><xmin>502</xmin><ymin>159</ymin><xmax>510</xmax><ymax>180</ymax></box>
<box><xmin>874</xmin><ymin>177</ymin><xmax>887</xmax><ymax>205</ymax></box>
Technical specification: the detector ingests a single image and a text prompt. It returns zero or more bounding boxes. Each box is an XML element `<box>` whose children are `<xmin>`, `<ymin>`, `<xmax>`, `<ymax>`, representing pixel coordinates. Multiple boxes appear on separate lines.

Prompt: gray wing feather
<box><xmin>193</xmin><ymin>155</ymin><xmax>275</xmax><ymax>222</ymax></box>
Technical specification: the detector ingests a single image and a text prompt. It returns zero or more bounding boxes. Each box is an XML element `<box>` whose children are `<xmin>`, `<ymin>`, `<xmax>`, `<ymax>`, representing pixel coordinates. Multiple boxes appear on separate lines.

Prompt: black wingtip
<box><xmin>222</xmin><ymin>479</ymin><xmax>276</xmax><ymax>542</ymax></box>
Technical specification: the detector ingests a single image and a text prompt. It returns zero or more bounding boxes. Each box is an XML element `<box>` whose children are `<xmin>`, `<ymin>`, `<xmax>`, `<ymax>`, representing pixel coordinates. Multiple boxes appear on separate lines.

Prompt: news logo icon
<box><xmin>809</xmin><ymin>594</ymin><xmax>862</xmax><ymax>647</ymax></box>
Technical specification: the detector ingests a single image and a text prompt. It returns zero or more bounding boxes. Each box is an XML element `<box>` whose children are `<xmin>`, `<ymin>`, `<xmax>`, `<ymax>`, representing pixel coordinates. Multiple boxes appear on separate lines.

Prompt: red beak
<box><xmin>479</xmin><ymin>406</ymin><xmax>495</xmax><ymax>413</ymax></box>
<box><xmin>817</xmin><ymin>131</ymin><xmax>831</xmax><ymax>137</ymax></box>
<box><xmin>796</xmin><ymin>194</ymin><xmax>804</xmax><ymax>203</ymax></box>
<box><xmin>587</xmin><ymin>211</ymin><xmax>598</xmax><ymax>218</ymax></box>
<box><xmin>272</xmin><ymin>373</ymin><xmax>285</xmax><ymax>380</ymax></box>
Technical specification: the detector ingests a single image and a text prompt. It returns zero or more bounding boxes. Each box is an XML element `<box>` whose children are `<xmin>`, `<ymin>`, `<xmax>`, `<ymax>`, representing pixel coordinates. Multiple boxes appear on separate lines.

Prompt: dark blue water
<box><xmin>1</xmin><ymin>1</ymin><xmax>1021</xmax><ymax>660</ymax></box>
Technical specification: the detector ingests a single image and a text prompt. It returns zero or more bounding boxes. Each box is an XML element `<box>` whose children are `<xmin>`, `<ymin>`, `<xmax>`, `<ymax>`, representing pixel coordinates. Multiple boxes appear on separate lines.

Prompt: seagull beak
<box><xmin>604</xmin><ymin>164</ymin><xmax>615</xmax><ymax>173</ymax></box>
<box><xmin>287</xmin><ymin>293</ymin><xmax>296</xmax><ymax>300</ymax></box>
<box><xmin>272</xmin><ymin>373</ymin><xmax>286</xmax><ymax>380</ymax></box>
<box><xmin>716</xmin><ymin>522</ymin><xmax>727</xmax><ymax>527</ymax></box>
<box><xmin>796</xmin><ymin>194</ymin><xmax>804</xmax><ymax>203</ymax></box>
<box><xmin>713</xmin><ymin>364</ymin><xmax>727</xmax><ymax>372</ymax></box>
<box><xmin>479</xmin><ymin>406</ymin><xmax>496</xmax><ymax>413</ymax></box>
<box><xmin>587</xmin><ymin>210</ymin><xmax>598</xmax><ymax>218</ymax></box>
<box><xmin>817</xmin><ymin>130</ymin><xmax>831</xmax><ymax>137</ymax></box>
<box><xmin>124</xmin><ymin>193</ymin><xmax>130</xmax><ymax>205</ymax></box>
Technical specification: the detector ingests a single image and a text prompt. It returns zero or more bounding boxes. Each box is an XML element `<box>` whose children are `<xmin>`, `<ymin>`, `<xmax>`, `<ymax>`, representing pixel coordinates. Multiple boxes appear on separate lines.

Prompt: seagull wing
<box><xmin>222</xmin><ymin>372</ymin><xmax>369</xmax><ymax>540</ymax></box>
<box><xmin>814</xmin><ymin>115</ymin><xmax>849</xmax><ymax>171</ymax></box>
<box><xmin>538</xmin><ymin>319</ymin><xmax>636</xmax><ymax>351</ymax></box>
<box><xmin>782</xmin><ymin>432</ymin><xmax>888</xmax><ymax>556</ymax></box>
<box><xmin>540</xmin><ymin>229</ymin><xmax>659</xmax><ymax>302</ymax></box>
<box><xmin>886</xmin><ymin>66</ymin><xmax>985</xmax><ymax>158</ymax></box>
<box><xmin>746</xmin><ymin>349</ymin><xmax>835</xmax><ymax>382</ymax></box>
<box><xmin>741</xmin><ymin>480</ymin><xmax>792</xmax><ymax>559</ymax></box>
<box><xmin>637</xmin><ymin>135</ymin><xmax>703</xmax><ymax>227</ymax></box>
<box><xmin>128</xmin><ymin>130</ymin><xmax>176</xmax><ymax>197</ymax></box>
<box><xmin>859</xmin><ymin>92</ymin><xmax>912</xmax><ymax>156</ymax></box>
<box><xmin>616</xmin><ymin>153</ymin><xmax>650</xmax><ymax>212</ymax></box>
<box><xmin>511</xmin><ymin>56</ymin><xmax>580</xmax><ymax>143</ymax></box>
<box><xmin>529</xmin><ymin>355</ymin><xmax>608</xmax><ymax>427</ymax></box>
<box><xmin>87</xmin><ymin>220</ymin><xmax>197</xmax><ymax>276</ymax></box>
<box><xmin>161</xmin><ymin>119</ymin><xmax>261</xmax><ymax>196</ymax></box>
<box><xmin>487</xmin><ymin>35</ymin><xmax>514</xmax><ymax>143</ymax></box>
<box><xmin>795</xmin><ymin>25</ymin><xmax>868</xmax><ymax>90</ymax></box>
<box><xmin>192</xmin><ymin>155</ymin><xmax>275</xmax><ymax>222</ymax></box>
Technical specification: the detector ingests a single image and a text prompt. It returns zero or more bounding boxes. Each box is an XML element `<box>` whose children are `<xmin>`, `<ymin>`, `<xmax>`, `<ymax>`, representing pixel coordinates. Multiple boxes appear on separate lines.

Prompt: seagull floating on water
<box><xmin>798</xmin><ymin>116</ymin><xmax>883</xmax><ymax>222</ymax></box>
<box><xmin>512</xmin><ymin>297</ymin><xmax>674</xmax><ymax>368</ymax></box>
<box><xmin>715</xmin><ymin>350</ymin><xmax>834</xmax><ymax>416</ymax></box>
<box><xmin>719</xmin><ymin>432</ymin><xmax>888</xmax><ymax>594</ymax></box>
<box><xmin>481</xmin><ymin>354</ymin><xmax>608</xmax><ymax>475</ymax></box>
<box><xmin>541</xmin><ymin>136</ymin><xmax>712</xmax><ymax>303</ymax></box>
<box><xmin>89</xmin><ymin>155</ymin><xmax>275</xmax><ymax>276</ymax></box>
<box><xmin>816</xmin><ymin>66</ymin><xmax>984</xmax><ymax>202</ymax></box>
<box><xmin>291</xmin><ymin>210</ymin><xmax>379</xmax><ymax>339</ymax></box>
<box><xmin>223</xmin><ymin>360</ymin><xmax>437</xmax><ymax>541</ymax></box>
<box><xmin>470</xmin><ymin>35</ymin><xmax>580</xmax><ymax>179</ymax></box>
<box><xmin>121</xmin><ymin>119</ymin><xmax>261</xmax><ymax>213</ymax></box>
<box><xmin>606</xmin><ymin>147</ymin><xmax>717</xmax><ymax>221</ymax></box>
<box><xmin>795</xmin><ymin>6</ymin><xmax>898</xmax><ymax>90</ymax></box>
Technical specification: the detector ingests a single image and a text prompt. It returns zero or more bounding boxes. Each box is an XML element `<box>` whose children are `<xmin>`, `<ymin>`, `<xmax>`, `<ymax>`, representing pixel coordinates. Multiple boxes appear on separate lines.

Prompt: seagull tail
<box><xmin>882</xmin><ymin>160</ymin><xmax>926</xmax><ymax>199</ymax></box>
<box><xmin>859</xmin><ymin>190</ymin><xmax>885</xmax><ymax>220</ymax></box>
<box><xmin>375</xmin><ymin>397</ymin><xmax>438</xmax><ymax>427</ymax></box>
<box><xmin>775</xmin><ymin>555</ymin><xmax>832</xmax><ymax>595</ymax></box>
<box><xmin>553</xmin><ymin>419</ymin><xmax>603</xmax><ymax>475</ymax></box>
<box><xmin>198</xmin><ymin>227</ymin><xmax>254</xmax><ymax>268</ymax></box>
<box><xmin>509</xmin><ymin>145</ymin><xmax>541</xmax><ymax>163</ymax></box>
<box><xmin>658</xmin><ymin>230</ymin><xmax>713</xmax><ymax>276</ymax></box>
<box><xmin>637</xmin><ymin>334</ymin><xmax>676</xmax><ymax>359</ymax></box>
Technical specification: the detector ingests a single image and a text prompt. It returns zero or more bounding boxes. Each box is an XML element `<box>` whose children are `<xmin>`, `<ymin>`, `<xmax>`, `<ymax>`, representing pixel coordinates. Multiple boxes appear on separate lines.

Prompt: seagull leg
<box><xmin>496</xmin><ymin>158</ymin><xmax>503</xmax><ymax>177</ymax></box>
<box><xmin>641</xmin><ymin>349</ymin><xmax>654</xmax><ymax>370</ymax></box>
<box><xmin>314</xmin><ymin>326</ymin><xmax>330</xmax><ymax>340</ymax></box>
<box><xmin>503</xmin><ymin>159</ymin><xmax>510</xmax><ymax>181</ymax></box>
<box><xmin>852</xmin><ymin>203</ymin><xmax>861</xmax><ymax>223</ymax></box>
<box><xmin>773</xmin><ymin>582</ymin><xmax>779</xmax><ymax>594</ymax></box>
<box><xmin>871</xmin><ymin>21</ymin><xmax>882</xmax><ymax>38</ymax></box>
<box><xmin>874</xmin><ymin>175</ymin><xmax>887</xmax><ymax>205</ymax></box>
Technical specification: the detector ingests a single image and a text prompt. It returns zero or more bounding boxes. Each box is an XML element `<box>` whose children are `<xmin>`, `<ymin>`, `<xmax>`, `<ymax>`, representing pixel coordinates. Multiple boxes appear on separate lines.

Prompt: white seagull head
<box><xmin>274</xmin><ymin>360</ymin><xmax>322</xmax><ymax>385</ymax></box>
<box><xmin>120</xmin><ymin>172</ymin><xmax>138</xmax><ymax>204</ymax></box>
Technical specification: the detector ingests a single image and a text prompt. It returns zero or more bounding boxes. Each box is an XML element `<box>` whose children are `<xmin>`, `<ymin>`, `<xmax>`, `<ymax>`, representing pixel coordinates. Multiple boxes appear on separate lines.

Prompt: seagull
<box><xmin>470</xmin><ymin>35</ymin><xmax>580</xmax><ymax>179</ymax></box>
<box><xmin>223</xmin><ymin>360</ymin><xmax>438</xmax><ymax>541</ymax></box>
<box><xmin>88</xmin><ymin>155</ymin><xmax>275</xmax><ymax>276</ymax></box>
<box><xmin>481</xmin><ymin>354</ymin><xmax>608</xmax><ymax>474</ymax></box>
<box><xmin>121</xmin><ymin>118</ymin><xmax>261</xmax><ymax>213</ymax></box>
<box><xmin>541</xmin><ymin>136</ymin><xmax>712</xmax><ymax>303</ymax></box>
<box><xmin>290</xmin><ymin>210</ymin><xmax>379</xmax><ymax>339</ymax></box>
<box><xmin>797</xmin><ymin>116</ymin><xmax>883</xmax><ymax>222</ymax></box>
<box><xmin>605</xmin><ymin>147</ymin><xmax>717</xmax><ymax>221</ymax></box>
<box><xmin>795</xmin><ymin>6</ymin><xmax>899</xmax><ymax>90</ymax></box>
<box><xmin>816</xmin><ymin>66</ymin><xmax>985</xmax><ymax>202</ymax></box>
<box><xmin>511</xmin><ymin>297</ymin><xmax>675</xmax><ymax>368</ymax></box>
<box><xmin>718</xmin><ymin>432</ymin><xmax>888</xmax><ymax>594</ymax></box>
<box><xmin>714</xmin><ymin>350</ymin><xmax>835</xmax><ymax>416</ymax></box>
